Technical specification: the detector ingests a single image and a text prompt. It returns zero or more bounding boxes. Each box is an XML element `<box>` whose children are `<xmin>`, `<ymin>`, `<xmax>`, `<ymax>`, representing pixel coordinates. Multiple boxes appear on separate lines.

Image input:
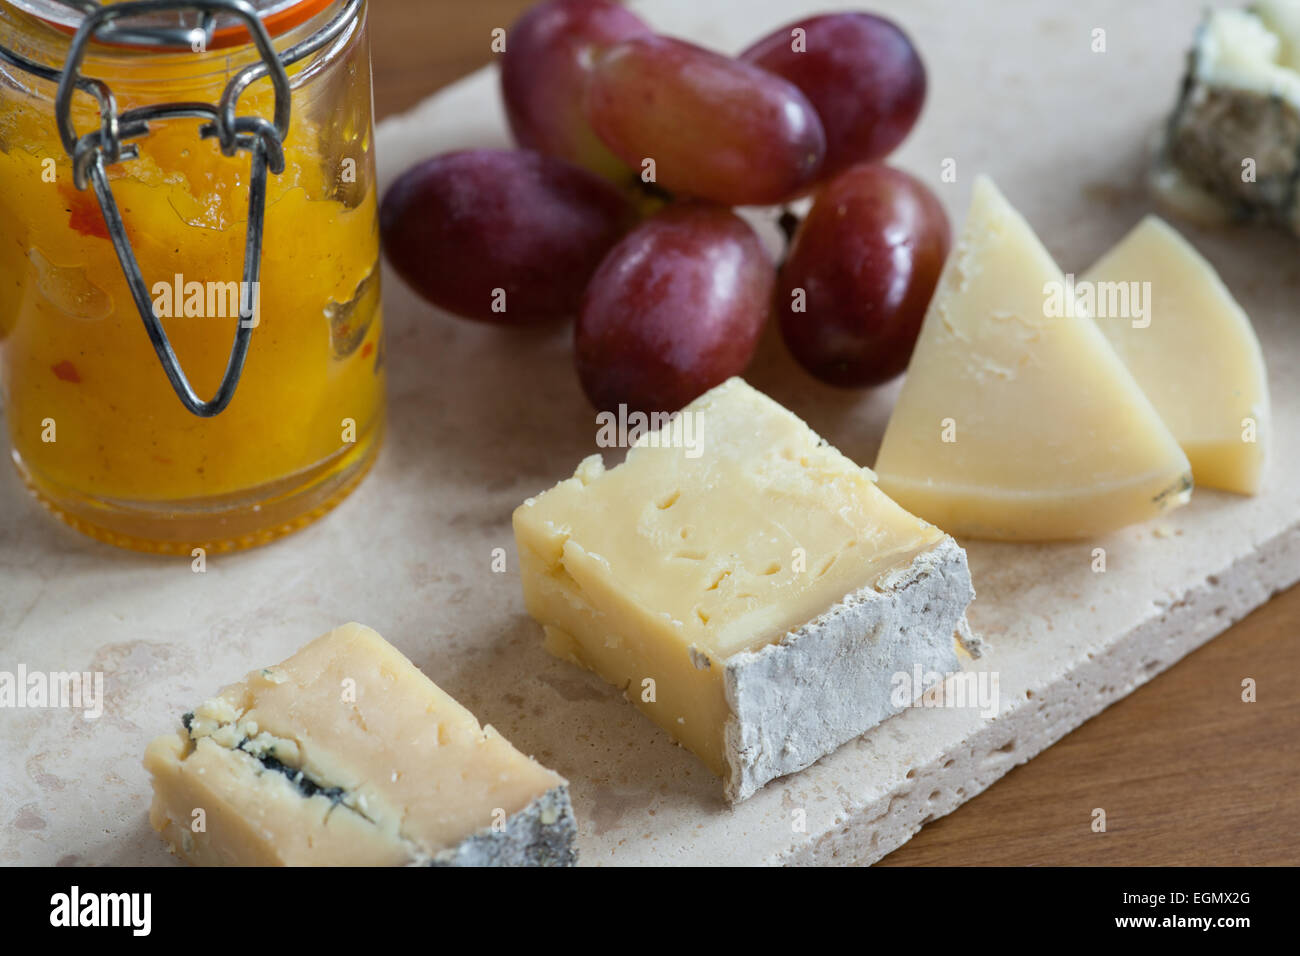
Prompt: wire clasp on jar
<box><xmin>50</xmin><ymin>0</ymin><xmax>290</xmax><ymax>417</ymax></box>
<box><xmin>0</xmin><ymin>0</ymin><xmax>363</xmax><ymax>415</ymax></box>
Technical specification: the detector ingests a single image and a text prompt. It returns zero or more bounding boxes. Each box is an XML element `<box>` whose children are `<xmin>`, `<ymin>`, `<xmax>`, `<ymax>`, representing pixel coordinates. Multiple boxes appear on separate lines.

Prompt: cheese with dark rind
<box><xmin>1158</xmin><ymin>2</ymin><xmax>1300</xmax><ymax>231</ymax></box>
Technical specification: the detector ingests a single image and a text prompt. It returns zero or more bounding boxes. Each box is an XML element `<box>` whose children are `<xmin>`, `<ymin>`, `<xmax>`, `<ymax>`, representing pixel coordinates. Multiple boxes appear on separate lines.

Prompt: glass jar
<box><xmin>0</xmin><ymin>0</ymin><xmax>384</xmax><ymax>553</ymax></box>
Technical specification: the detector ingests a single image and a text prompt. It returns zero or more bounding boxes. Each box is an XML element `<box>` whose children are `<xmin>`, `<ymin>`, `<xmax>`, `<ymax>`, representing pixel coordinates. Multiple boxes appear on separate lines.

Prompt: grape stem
<box><xmin>776</xmin><ymin>206</ymin><xmax>803</xmax><ymax>269</ymax></box>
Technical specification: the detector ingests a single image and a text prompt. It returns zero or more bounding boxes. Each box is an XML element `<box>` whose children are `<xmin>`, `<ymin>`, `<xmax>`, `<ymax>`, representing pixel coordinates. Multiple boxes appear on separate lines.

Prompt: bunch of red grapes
<box><xmin>381</xmin><ymin>0</ymin><xmax>950</xmax><ymax>414</ymax></box>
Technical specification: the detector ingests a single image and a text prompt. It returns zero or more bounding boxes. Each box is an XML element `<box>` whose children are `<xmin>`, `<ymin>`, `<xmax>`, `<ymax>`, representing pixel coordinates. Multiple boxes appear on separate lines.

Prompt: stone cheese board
<box><xmin>1</xmin><ymin>0</ymin><xmax>1298</xmax><ymax>866</ymax></box>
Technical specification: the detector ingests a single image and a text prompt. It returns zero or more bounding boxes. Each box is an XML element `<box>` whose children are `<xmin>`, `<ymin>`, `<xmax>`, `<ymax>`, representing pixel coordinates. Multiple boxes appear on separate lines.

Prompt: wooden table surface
<box><xmin>370</xmin><ymin>0</ymin><xmax>1300</xmax><ymax>866</ymax></box>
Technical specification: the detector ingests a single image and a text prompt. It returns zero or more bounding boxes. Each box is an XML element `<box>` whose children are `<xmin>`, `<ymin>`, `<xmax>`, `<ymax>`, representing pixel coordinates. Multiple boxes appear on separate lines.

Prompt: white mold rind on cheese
<box><xmin>723</xmin><ymin>537</ymin><xmax>975</xmax><ymax>803</ymax></box>
<box><xmin>1159</xmin><ymin>1</ymin><xmax>1300</xmax><ymax>231</ymax></box>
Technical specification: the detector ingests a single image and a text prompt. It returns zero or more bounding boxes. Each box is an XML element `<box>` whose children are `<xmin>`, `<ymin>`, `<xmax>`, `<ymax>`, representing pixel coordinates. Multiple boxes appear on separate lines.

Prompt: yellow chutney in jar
<box><xmin>0</xmin><ymin>0</ymin><xmax>384</xmax><ymax>552</ymax></box>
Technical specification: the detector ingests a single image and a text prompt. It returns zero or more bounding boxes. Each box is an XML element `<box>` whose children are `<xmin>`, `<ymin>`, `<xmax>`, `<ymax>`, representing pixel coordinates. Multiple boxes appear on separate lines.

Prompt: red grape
<box><xmin>741</xmin><ymin>13</ymin><xmax>926</xmax><ymax>178</ymax></box>
<box><xmin>501</xmin><ymin>0</ymin><xmax>651</xmax><ymax>183</ymax></box>
<box><xmin>585</xmin><ymin>35</ymin><xmax>826</xmax><ymax>206</ymax></box>
<box><xmin>576</xmin><ymin>205</ymin><xmax>774</xmax><ymax>413</ymax></box>
<box><xmin>380</xmin><ymin>149</ymin><xmax>635</xmax><ymax>324</ymax></box>
<box><xmin>777</xmin><ymin>164</ymin><xmax>949</xmax><ymax>387</ymax></box>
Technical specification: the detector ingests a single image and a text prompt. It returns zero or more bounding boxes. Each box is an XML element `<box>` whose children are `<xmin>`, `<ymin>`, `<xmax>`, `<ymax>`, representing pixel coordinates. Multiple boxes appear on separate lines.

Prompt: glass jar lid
<box><xmin>5</xmin><ymin>0</ymin><xmax>337</xmax><ymax>49</ymax></box>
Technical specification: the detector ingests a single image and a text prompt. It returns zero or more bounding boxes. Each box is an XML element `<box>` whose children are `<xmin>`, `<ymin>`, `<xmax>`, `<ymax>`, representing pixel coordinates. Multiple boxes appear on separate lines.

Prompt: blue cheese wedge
<box><xmin>513</xmin><ymin>379</ymin><xmax>977</xmax><ymax>803</ymax></box>
<box><xmin>144</xmin><ymin>623</ymin><xmax>576</xmax><ymax>866</ymax></box>
<box><xmin>1157</xmin><ymin>0</ymin><xmax>1300</xmax><ymax>231</ymax></box>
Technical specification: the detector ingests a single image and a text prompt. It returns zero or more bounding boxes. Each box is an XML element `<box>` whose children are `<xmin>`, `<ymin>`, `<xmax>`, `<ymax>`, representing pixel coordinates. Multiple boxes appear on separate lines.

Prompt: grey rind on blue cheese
<box><xmin>425</xmin><ymin>786</ymin><xmax>578</xmax><ymax>867</ymax></box>
<box><xmin>721</xmin><ymin>536</ymin><xmax>977</xmax><ymax>804</ymax></box>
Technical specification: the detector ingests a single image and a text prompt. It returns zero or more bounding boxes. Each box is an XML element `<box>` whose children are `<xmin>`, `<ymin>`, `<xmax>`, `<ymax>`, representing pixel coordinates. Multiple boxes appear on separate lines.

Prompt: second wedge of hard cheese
<box><xmin>1081</xmin><ymin>216</ymin><xmax>1269</xmax><ymax>495</ymax></box>
<box><xmin>514</xmin><ymin>378</ymin><xmax>976</xmax><ymax>803</ymax></box>
<box><xmin>874</xmin><ymin>176</ymin><xmax>1193</xmax><ymax>541</ymax></box>
<box><xmin>144</xmin><ymin>623</ymin><xmax>576</xmax><ymax>866</ymax></box>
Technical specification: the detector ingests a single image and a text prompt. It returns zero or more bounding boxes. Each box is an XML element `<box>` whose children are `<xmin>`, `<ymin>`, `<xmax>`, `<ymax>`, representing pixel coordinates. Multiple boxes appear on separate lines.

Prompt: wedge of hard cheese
<box><xmin>514</xmin><ymin>378</ymin><xmax>976</xmax><ymax>803</ymax></box>
<box><xmin>144</xmin><ymin>623</ymin><xmax>577</xmax><ymax>866</ymax></box>
<box><xmin>1082</xmin><ymin>216</ymin><xmax>1269</xmax><ymax>495</ymax></box>
<box><xmin>874</xmin><ymin>176</ymin><xmax>1193</xmax><ymax>541</ymax></box>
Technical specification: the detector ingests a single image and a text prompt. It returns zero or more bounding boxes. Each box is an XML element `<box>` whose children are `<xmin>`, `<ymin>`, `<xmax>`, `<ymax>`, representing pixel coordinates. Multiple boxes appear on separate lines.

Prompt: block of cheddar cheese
<box><xmin>513</xmin><ymin>378</ymin><xmax>977</xmax><ymax>803</ymax></box>
<box><xmin>144</xmin><ymin>623</ymin><xmax>576</xmax><ymax>866</ymax></box>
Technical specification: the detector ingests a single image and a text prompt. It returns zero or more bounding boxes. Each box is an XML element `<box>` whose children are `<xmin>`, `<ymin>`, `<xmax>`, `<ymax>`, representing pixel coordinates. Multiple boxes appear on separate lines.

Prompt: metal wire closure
<box><xmin>0</xmin><ymin>0</ymin><xmax>363</xmax><ymax>416</ymax></box>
